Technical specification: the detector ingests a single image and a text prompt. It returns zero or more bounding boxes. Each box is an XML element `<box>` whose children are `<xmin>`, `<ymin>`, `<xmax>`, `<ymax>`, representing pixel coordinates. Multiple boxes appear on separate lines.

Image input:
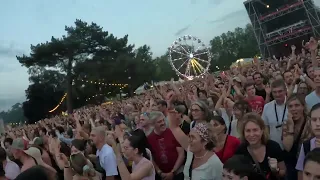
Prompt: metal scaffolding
<box><xmin>244</xmin><ymin>0</ymin><xmax>270</xmax><ymax>58</ymax></box>
<box><xmin>244</xmin><ymin>0</ymin><xmax>320</xmax><ymax>58</ymax></box>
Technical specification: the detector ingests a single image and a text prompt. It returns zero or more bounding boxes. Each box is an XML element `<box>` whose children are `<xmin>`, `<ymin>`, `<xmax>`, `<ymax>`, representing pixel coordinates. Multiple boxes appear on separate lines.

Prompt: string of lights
<box><xmin>48</xmin><ymin>79</ymin><xmax>128</xmax><ymax>112</ymax></box>
<box><xmin>48</xmin><ymin>93</ymin><xmax>67</xmax><ymax>112</ymax></box>
<box><xmin>74</xmin><ymin>79</ymin><xmax>128</xmax><ymax>87</ymax></box>
<box><xmin>85</xmin><ymin>92</ymin><xmax>111</xmax><ymax>102</ymax></box>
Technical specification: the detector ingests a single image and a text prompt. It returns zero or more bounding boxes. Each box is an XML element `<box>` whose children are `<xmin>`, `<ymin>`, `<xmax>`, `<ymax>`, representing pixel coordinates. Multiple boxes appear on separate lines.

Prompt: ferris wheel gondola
<box><xmin>168</xmin><ymin>35</ymin><xmax>212</xmax><ymax>79</ymax></box>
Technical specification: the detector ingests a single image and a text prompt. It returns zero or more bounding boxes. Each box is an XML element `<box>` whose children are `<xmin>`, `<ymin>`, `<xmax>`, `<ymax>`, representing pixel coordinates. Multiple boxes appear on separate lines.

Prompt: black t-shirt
<box><xmin>235</xmin><ymin>140</ymin><xmax>284</xmax><ymax>180</ymax></box>
<box><xmin>255</xmin><ymin>88</ymin><xmax>274</xmax><ymax>101</ymax></box>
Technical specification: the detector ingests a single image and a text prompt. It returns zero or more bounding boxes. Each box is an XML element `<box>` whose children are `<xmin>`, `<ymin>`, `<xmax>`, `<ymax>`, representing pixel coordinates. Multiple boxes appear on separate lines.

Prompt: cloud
<box><xmin>0</xmin><ymin>43</ymin><xmax>25</xmax><ymax>57</ymax></box>
<box><xmin>208</xmin><ymin>9</ymin><xmax>247</xmax><ymax>24</ymax></box>
<box><xmin>0</xmin><ymin>42</ymin><xmax>27</xmax><ymax>73</ymax></box>
<box><xmin>174</xmin><ymin>25</ymin><xmax>191</xmax><ymax>36</ymax></box>
<box><xmin>0</xmin><ymin>96</ymin><xmax>25</xmax><ymax>111</ymax></box>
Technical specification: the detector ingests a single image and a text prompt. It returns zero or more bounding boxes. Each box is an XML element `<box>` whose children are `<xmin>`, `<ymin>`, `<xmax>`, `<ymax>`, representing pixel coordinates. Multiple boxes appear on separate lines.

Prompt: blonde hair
<box><xmin>286</xmin><ymin>94</ymin><xmax>308</xmax><ymax>116</ymax></box>
<box><xmin>70</xmin><ymin>153</ymin><xmax>96</xmax><ymax>179</ymax></box>
<box><xmin>240</xmin><ymin>113</ymin><xmax>269</xmax><ymax>145</ymax></box>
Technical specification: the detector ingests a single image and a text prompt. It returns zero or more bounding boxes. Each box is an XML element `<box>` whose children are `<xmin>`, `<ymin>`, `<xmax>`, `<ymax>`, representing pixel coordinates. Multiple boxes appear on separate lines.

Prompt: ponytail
<box><xmin>141</xmin><ymin>148</ymin><xmax>150</xmax><ymax>160</ymax></box>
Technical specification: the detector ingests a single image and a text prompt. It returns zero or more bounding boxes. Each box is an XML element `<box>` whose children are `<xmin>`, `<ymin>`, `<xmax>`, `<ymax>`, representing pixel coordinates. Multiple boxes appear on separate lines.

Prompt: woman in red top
<box><xmin>211</xmin><ymin>116</ymin><xmax>241</xmax><ymax>163</ymax></box>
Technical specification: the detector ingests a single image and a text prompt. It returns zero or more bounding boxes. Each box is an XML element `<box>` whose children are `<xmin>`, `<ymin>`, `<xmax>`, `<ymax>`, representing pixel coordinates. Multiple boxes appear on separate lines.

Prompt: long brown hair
<box><xmin>240</xmin><ymin>113</ymin><xmax>269</xmax><ymax>145</ymax></box>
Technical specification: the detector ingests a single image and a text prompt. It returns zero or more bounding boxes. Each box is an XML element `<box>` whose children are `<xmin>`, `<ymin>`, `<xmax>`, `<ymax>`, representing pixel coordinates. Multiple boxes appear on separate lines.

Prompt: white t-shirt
<box><xmin>219</xmin><ymin>108</ymin><xmax>235</xmax><ymax>134</ymax></box>
<box><xmin>96</xmin><ymin>144</ymin><xmax>118</xmax><ymax>176</ymax></box>
<box><xmin>5</xmin><ymin>160</ymin><xmax>20</xmax><ymax>180</ymax></box>
<box><xmin>305</xmin><ymin>91</ymin><xmax>320</xmax><ymax>110</ymax></box>
<box><xmin>183</xmin><ymin>149</ymin><xmax>223</xmax><ymax>180</ymax></box>
<box><xmin>146</xmin><ymin>148</ymin><xmax>153</xmax><ymax>161</ymax></box>
<box><xmin>229</xmin><ymin>119</ymin><xmax>240</xmax><ymax>138</ymax></box>
<box><xmin>262</xmin><ymin>100</ymin><xmax>288</xmax><ymax>149</ymax></box>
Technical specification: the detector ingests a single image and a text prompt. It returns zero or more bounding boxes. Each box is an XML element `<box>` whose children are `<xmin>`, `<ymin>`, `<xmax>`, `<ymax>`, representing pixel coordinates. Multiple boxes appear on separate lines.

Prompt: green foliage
<box><xmin>210</xmin><ymin>24</ymin><xmax>259</xmax><ymax>71</ymax></box>
<box><xmin>0</xmin><ymin>103</ymin><xmax>26</xmax><ymax>124</ymax></box>
<box><xmin>15</xmin><ymin>19</ymin><xmax>259</xmax><ymax>123</ymax></box>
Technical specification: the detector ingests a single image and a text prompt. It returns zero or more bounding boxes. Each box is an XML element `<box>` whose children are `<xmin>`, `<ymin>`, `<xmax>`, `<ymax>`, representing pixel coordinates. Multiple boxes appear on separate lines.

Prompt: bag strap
<box><xmin>247</xmin><ymin>147</ymin><xmax>265</xmax><ymax>176</ymax></box>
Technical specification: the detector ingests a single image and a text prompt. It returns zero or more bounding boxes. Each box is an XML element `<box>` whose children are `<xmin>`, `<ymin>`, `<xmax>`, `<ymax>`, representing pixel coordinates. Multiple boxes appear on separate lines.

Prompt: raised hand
<box><xmin>268</xmin><ymin>157</ymin><xmax>278</xmax><ymax>171</ymax></box>
<box><xmin>167</xmin><ymin>110</ymin><xmax>180</xmax><ymax>128</ymax></box>
<box><xmin>265</xmin><ymin>84</ymin><xmax>271</xmax><ymax>95</ymax></box>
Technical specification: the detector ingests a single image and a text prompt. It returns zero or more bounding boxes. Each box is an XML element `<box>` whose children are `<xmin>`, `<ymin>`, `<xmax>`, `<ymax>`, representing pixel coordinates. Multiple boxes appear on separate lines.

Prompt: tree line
<box><xmin>0</xmin><ymin>20</ymin><xmax>259</xmax><ymax>124</ymax></box>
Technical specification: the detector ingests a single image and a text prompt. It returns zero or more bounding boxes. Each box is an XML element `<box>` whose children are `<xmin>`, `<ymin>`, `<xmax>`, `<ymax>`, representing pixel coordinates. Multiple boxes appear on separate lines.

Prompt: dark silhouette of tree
<box><xmin>17</xmin><ymin>19</ymin><xmax>133</xmax><ymax>113</ymax></box>
<box><xmin>210</xmin><ymin>24</ymin><xmax>259</xmax><ymax>71</ymax></box>
<box><xmin>23</xmin><ymin>70</ymin><xmax>66</xmax><ymax>123</ymax></box>
<box><xmin>0</xmin><ymin>103</ymin><xmax>26</xmax><ymax>124</ymax></box>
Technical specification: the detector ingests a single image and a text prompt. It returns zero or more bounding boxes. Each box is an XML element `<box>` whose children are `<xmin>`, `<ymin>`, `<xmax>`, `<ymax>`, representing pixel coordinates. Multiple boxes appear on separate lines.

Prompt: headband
<box><xmin>192</xmin><ymin>123</ymin><xmax>211</xmax><ymax>142</ymax></box>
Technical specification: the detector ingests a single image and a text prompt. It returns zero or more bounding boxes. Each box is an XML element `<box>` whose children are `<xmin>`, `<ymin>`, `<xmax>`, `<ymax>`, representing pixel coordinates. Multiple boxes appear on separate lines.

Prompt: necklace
<box><xmin>194</xmin><ymin>151</ymin><xmax>208</xmax><ymax>159</ymax></box>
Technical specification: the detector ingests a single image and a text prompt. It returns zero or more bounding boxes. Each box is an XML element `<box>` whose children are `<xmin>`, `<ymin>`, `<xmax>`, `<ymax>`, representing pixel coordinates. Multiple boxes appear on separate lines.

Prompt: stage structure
<box><xmin>244</xmin><ymin>0</ymin><xmax>320</xmax><ymax>58</ymax></box>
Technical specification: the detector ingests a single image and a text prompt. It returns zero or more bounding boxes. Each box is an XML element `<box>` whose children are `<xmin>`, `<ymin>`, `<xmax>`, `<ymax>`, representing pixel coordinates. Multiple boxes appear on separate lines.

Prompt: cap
<box><xmin>23</xmin><ymin>147</ymin><xmax>44</xmax><ymax>166</ymax></box>
<box><xmin>29</xmin><ymin>137</ymin><xmax>43</xmax><ymax>146</ymax></box>
<box><xmin>11</xmin><ymin>138</ymin><xmax>28</xmax><ymax>150</ymax></box>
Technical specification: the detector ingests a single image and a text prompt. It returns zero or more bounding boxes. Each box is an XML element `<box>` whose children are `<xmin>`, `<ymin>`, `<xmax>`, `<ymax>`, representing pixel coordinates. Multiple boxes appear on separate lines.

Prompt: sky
<box><xmin>1</xmin><ymin>0</ymin><xmax>317</xmax><ymax>111</ymax></box>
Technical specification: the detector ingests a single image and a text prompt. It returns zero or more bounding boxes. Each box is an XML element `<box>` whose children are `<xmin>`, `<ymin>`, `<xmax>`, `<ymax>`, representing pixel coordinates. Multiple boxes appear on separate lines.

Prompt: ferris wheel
<box><xmin>168</xmin><ymin>35</ymin><xmax>212</xmax><ymax>79</ymax></box>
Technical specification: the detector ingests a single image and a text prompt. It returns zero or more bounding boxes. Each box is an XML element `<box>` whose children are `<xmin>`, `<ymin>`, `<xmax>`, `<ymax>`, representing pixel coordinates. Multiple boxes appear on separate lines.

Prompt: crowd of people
<box><xmin>0</xmin><ymin>37</ymin><xmax>320</xmax><ymax>180</ymax></box>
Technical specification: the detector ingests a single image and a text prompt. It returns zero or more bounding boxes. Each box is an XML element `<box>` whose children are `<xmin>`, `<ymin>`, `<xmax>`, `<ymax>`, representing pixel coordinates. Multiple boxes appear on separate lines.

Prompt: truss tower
<box><xmin>244</xmin><ymin>0</ymin><xmax>320</xmax><ymax>58</ymax></box>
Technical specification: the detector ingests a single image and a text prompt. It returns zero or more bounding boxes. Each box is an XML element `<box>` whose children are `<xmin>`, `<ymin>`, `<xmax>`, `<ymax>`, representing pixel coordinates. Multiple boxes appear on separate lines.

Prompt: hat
<box><xmin>23</xmin><ymin>147</ymin><xmax>44</xmax><ymax>166</ymax></box>
<box><xmin>11</xmin><ymin>138</ymin><xmax>29</xmax><ymax>150</ymax></box>
<box><xmin>29</xmin><ymin>137</ymin><xmax>43</xmax><ymax>146</ymax></box>
<box><xmin>232</xmin><ymin>76</ymin><xmax>241</xmax><ymax>83</ymax></box>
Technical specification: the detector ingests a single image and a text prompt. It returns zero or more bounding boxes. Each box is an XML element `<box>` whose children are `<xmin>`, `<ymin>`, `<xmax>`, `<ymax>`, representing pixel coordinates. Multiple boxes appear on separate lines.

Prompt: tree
<box><xmin>17</xmin><ymin>19</ymin><xmax>133</xmax><ymax>113</ymax></box>
<box><xmin>0</xmin><ymin>103</ymin><xmax>26</xmax><ymax>124</ymax></box>
<box><xmin>209</xmin><ymin>24</ymin><xmax>259</xmax><ymax>71</ymax></box>
<box><xmin>22</xmin><ymin>70</ymin><xmax>66</xmax><ymax>123</ymax></box>
<box><xmin>153</xmin><ymin>54</ymin><xmax>177</xmax><ymax>81</ymax></box>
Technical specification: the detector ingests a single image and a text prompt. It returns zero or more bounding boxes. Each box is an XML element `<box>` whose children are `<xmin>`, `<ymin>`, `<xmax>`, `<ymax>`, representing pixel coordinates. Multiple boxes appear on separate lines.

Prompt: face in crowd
<box><xmin>139</xmin><ymin>113</ymin><xmax>150</xmax><ymax>128</ymax></box>
<box><xmin>242</xmin><ymin>114</ymin><xmax>266</xmax><ymax>146</ymax></box>
<box><xmin>191</xmin><ymin>104</ymin><xmax>205</xmax><ymax>121</ymax></box>
<box><xmin>310</xmin><ymin>106</ymin><xmax>320</xmax><ymax>138</ymax></box>
<box><xmin>287</xmin><ymin>96</ymin><xmax>305</xmax><ymax>121</ymax></box>
<box><xmin>271</xmin><ymin>83</ymin><xmax>286</xmax><ymax>103</ymax></box>
<box><xmin>153</xmin><ymin>116</ymin><xmax>166</xmax><ymax>133</ymax></box>
<box><xmin>253</xmin><ymin>73</ymin><xmax>263</xmax><ymax>86</ymax></box>
<box><xmin>283</xmin><ymin>71</ymin><xmax>294</xmax><ymax>85</ymax></box>
<box><xmin>302</xmin><ymin>149</ymin><xmax>320</xmax><ymax>180</ymax></box>
<box><xmin>314</xmin><ymin>69</ymin><xmax>320</xmax><ymax>88</ymax></box>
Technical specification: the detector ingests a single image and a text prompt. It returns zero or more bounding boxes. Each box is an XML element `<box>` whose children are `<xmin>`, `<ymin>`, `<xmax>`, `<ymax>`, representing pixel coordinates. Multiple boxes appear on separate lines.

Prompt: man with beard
<box><xmin>147</xmin><ymin>111</ymin><xmax>185</xmax><ymax>180</ymax></box>
<box><xmin>253</xmin><ymin>72</ymin><xmax>272</xmax><ymax>103</ymax></box>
